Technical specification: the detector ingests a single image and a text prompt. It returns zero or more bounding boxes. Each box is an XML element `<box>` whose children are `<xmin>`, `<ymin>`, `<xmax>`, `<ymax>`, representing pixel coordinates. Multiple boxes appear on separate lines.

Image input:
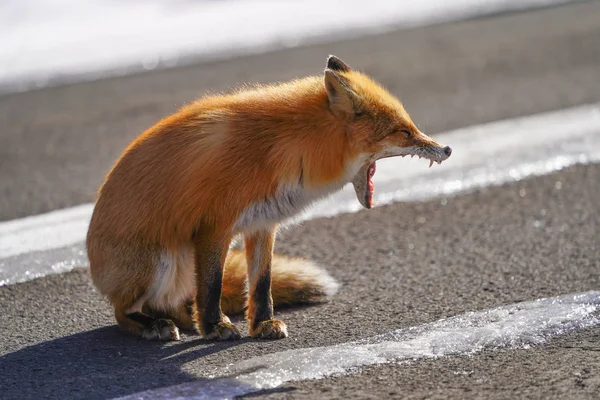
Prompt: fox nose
<box><xmin>443</xmin><ymin>146</ymin><xmax>452</xmax><ymax>157</ymax></box>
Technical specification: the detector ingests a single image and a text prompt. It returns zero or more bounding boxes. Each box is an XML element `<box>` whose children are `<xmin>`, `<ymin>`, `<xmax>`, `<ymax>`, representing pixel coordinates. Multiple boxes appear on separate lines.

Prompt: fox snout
<box><xmin>423</xmin><ymin>134</ymin><xmax>451</xmax><ymax>155</ymax></box>
<box><xmin>412</xmin><ymin>132</ymin><xmax>452</xmax><ymax>166</ymax></box>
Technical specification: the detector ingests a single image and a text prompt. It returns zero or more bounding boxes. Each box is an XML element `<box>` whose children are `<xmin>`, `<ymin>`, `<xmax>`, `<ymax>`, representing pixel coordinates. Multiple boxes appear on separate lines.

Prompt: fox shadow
<box><xmin>0</xmin><ymin>323</ymin><xmax>252</xmax><ymax>400</ymax></box>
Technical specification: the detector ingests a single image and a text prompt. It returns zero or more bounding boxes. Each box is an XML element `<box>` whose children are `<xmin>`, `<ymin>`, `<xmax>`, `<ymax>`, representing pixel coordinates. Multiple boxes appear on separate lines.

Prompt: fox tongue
<box><xmin>352</xmin><ymin>161</ymin><xmax>376</xmax><ymax>209</ymax></box>
<box><xmin>367</xmin><ymin>162</ymin><xmax>376</xmax><ymax>206</ymax></box>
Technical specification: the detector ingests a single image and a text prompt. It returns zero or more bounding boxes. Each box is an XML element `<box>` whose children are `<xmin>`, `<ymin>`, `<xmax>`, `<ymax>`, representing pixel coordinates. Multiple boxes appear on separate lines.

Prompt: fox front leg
<box><xmin>193</xmin><ymin>230</ymin><xmax>241</xmax><ymax>340</ymax></box>
<box><xmin>244</xmin><ymin>228</ymin><xmax>288</xmax><ymax>339</ymax></box>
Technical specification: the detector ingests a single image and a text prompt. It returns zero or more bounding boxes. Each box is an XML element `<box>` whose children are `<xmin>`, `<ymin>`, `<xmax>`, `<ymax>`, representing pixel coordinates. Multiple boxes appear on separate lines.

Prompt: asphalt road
<box><xmin>1</xmin><ymin>164</ymin><xmax>598</xmax><ymax>399</ymax></box>
<box><xmin>1</xmin><ymin>2</ymin><xmax>600</xmax><ymax>399</ymax></box>
<box><xmin>1</xmin><ymin>1</ymin><xmax>600</xmax><ymax>221</ymax></box>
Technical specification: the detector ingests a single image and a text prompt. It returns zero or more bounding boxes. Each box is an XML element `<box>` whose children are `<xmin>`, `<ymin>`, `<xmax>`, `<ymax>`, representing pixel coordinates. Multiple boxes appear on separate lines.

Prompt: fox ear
<box><xmin>324</xmin><ymin>69</ymin><xmax>356</xmax><ymax>115</ymax></box>
<box><xmin>326</xmin><ymin>55</ymin><xmax>352</xmax><ymax>72</ymax></box>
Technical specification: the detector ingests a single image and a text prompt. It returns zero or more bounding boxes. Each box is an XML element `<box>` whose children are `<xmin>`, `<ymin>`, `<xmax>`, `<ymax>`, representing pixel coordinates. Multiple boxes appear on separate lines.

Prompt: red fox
<box><xmin>87</xmin><ymin>55</ymin><xmax>451</xmax><ymax>341</ymax></box>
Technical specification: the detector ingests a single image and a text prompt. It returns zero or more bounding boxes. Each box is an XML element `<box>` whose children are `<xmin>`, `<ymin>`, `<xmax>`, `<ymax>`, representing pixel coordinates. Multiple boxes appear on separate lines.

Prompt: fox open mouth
<box><xmin>351</xmin><ymin>152</ymin><xmax>447</xmax><ymax>209</ymax></box>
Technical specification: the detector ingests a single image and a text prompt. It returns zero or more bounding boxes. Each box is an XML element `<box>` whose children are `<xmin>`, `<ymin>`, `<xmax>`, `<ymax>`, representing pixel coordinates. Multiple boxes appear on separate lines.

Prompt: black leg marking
<box><xmin>201</xmin><ymin>265</ymin><xmax>225</xmax><ymax>334</ymax></box>
<box><xmin>126</xmin><ymin>312</ymin><xmax>155</xmax><ymax>328</ymax></box>
<box><xmin>125</xmin><ymin>311</ymin><xmax>180</xmax><ymax>341</ymax></box>
<box><xmin>251</xmin><ymin>269</ymin><xmax>274</xmax><ymax>331</ymax></box>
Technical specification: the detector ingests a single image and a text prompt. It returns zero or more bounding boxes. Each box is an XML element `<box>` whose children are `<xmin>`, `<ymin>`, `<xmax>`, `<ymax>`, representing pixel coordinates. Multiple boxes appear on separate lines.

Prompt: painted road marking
<box><xmin>116</xmin><ymin>291</ymin><xmax>600</xmax><ymax>400</ymax></box>
<box><xmin>1</xmin><ymin>103</ymin><xmax>599</xmax><ymax>286</ymax></box>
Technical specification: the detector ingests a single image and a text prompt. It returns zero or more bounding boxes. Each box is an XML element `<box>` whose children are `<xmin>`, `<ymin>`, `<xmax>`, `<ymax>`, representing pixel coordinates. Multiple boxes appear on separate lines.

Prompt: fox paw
<box><xmin>250</xmin><ymin>319</ymin><xmax>288</xmax><ymax>340</ymax></box>
<box><xmin>141</xmin><ymin>318</ymin><xmax>180</xmax><ymax>341</ymax></box>
<box><xmin>204</xmin><ymin>321</ymin><xmax>241</xmax><ymax>341</ymax></box>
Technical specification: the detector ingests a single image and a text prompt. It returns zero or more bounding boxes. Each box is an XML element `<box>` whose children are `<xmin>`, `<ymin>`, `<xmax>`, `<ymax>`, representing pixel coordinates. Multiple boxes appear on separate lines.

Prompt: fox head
<box><xmin>324</xmin><ymin>55</ymin><xmax>452</xmax><ymax>209</ymax></box>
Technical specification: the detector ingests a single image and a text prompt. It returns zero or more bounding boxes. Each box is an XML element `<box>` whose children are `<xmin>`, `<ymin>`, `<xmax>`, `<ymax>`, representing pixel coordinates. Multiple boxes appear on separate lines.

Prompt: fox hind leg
<box><xmin>144</xmin><ymin>300</ymin><xmax>196</xmax><ymax>331</ymax></box>
<box><xmin>115</xmin><ymin>298</ymin><xmax>180</xmax><ymax>341</ymax></box>
<box><xmin>170</xmin><ymin>299</ymin><xmax>196</xmax><ymax>331</ymax></box>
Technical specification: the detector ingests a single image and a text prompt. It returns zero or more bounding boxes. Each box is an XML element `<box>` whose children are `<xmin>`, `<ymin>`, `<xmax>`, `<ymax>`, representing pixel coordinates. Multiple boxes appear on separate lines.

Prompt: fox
<box><xmin>86</xmin><ymin>55</ymin><xmax>452</xmax><ymax>342</ymax></box>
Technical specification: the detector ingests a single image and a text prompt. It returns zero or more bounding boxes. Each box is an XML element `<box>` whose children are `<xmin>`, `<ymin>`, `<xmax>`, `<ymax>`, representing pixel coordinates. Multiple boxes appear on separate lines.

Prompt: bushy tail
<box><xmin>220</xmin><ymin>249</ymin><xmax>339</xmax><ymax>315</ymax></box>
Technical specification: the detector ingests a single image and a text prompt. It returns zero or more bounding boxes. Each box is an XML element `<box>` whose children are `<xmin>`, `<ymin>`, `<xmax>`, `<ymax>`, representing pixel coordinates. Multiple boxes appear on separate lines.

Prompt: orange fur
<box><xmin>86</xmin><ymin>55</ymin><xmax>450</xmax><ymax>341</ymax></box>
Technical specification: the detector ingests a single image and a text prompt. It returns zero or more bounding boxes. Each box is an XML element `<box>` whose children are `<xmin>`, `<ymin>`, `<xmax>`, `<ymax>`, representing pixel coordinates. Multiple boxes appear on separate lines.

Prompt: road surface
<box><xmin>1</xmin><ymin>2</ymin><xmax>599</xmax><ymax>399</ymax></box>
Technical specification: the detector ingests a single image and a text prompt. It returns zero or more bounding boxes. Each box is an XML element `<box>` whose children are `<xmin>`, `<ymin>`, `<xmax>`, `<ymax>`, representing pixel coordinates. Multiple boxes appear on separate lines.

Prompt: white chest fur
<box><xmin>233</xmin><ymin>183</ymin><xmax>337</xmax><ymax>233</ymax></box>
<box><xmin>233</xmin><ymin>156</ymin><xmax>367</xmax><ymax>234</ymax></box>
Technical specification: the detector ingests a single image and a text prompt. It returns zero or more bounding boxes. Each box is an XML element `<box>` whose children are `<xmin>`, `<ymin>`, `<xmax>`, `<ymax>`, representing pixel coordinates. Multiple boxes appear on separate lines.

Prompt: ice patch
<box><xmin>116</xmin><ymin>291</ymin><xmax>600</xmax><ymax>399</ymax></box>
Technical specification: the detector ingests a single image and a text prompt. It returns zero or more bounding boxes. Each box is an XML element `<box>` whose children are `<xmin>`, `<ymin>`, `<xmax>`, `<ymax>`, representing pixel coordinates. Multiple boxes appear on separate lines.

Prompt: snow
<box><xmin>0</xmin><ymin>0</ymin><xmax>571</xmax><ymax>93</ymax></box>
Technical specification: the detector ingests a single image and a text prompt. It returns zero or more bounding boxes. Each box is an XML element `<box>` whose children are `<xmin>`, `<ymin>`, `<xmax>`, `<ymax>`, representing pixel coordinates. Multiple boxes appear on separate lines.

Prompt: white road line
<box><xmin>116</xmin><ymin>291</ymin><xmax>600</xmax><ymax>400</ymax></box>
<box><xmin>0</xmin><ymin>204</ymin><xmax>93</xmax><ymax>259</ymax></box>
<box><xmin>1</xmin><ymin>104</ymin><xmax>599</xmax><ymax>286</ymax></box>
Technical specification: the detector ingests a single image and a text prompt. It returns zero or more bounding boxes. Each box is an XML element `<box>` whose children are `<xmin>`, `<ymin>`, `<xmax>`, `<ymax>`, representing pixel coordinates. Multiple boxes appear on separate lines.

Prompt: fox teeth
<box><xmin>429</xmin><ymin>160</ymin><xmax>434</xmax><ymax>168</ymax></box>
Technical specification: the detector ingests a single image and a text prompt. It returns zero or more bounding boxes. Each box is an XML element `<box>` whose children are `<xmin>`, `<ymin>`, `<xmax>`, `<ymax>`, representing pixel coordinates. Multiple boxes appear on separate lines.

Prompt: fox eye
<box><xmin>400</xmin><ymin>129</ymin><xmax>412</xmax><ymax>138</ymax></box>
